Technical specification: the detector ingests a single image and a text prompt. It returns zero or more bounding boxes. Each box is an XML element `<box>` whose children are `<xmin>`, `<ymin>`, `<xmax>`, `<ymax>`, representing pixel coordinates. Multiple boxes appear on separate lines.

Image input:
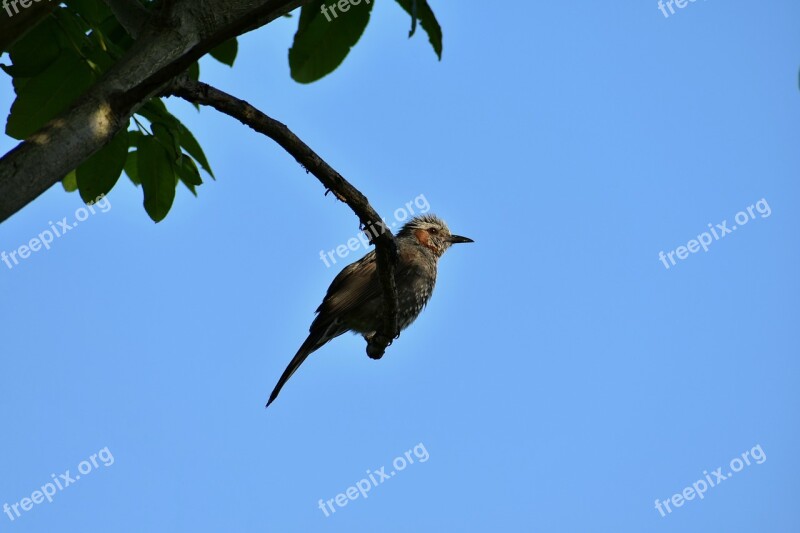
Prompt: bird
<box><xmin>266</xmin><ymin>213</ymin><xmax>473</xmax><ymax>407</ymax></box>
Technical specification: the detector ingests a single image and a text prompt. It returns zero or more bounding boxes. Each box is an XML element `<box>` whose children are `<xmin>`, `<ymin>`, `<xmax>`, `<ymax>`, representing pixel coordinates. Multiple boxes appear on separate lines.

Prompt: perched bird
<box><xmin>266</xmin><ymin>214</ymin><xmax>473</xmax><ymax>407</ymax></box>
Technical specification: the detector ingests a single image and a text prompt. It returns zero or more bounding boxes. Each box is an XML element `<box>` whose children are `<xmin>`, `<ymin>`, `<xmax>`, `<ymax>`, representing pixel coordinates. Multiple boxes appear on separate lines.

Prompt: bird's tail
<box><xmin>266</xmin><ymin>330</ymin><xmax>327</xmax><ymax>408</ymax></box>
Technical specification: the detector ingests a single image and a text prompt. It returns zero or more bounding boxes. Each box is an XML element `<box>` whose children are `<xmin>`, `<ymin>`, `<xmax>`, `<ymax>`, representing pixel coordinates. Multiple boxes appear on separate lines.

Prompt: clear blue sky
<box><xmin>1</xmin><ymin>1</ymin><xmax>799</xmax><ymax>531</ymax></box>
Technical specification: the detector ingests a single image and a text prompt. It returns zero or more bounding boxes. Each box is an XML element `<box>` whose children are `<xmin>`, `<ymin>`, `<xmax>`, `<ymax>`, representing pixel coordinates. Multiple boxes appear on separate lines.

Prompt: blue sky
<box><xmin>1</xmin><ymin>1</ymin><xmax>799</xmax><ymax>531</ymax></box>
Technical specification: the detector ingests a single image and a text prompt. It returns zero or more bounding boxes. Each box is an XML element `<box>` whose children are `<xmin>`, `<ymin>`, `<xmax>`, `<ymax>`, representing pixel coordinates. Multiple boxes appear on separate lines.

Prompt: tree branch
<box><xmin>101</xmin><ymin>0</ymin><xmax>150</xmax><ymax>38</ymax></box>
<box><xmin>169</xmin><ymin>78</ymin><xmax>400</xmax><ymax>359</ymax></box>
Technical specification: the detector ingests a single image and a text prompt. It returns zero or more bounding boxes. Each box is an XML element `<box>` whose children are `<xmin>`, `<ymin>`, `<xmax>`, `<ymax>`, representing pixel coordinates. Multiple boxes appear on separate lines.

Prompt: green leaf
<box><xmin>76</xmin><ymin>129</ymin><xmax>128</xmax><ymax>203</ymax></box>
<box><xmin>124</xmin><ymin>151</ymin><xmax>140</xmax><ymax>185</ymax></box>
<box><xmin>6</xmin><ymin>50</ymin><xmax>95</xmax><ymax>139</ymax></box>
<box><xmin>152</xmin><ymin>122</ymin><xmax>181</xmax><ymax>162</ymax></box>
<box><xmin>52</xmin><ymin>7</ymin><xmax>94</xmax><ymax>55</ymax></box>
<box><xmin>97</xmin><ymin>10</ymin><xmax>135</xmax><ymax>51</ymax></box>
<box><xmin>3</xmin><ymin>18</ymin><xmax>62</xmax><ymax>78</ymax></box>
<box><xmin>393</xmin><ymin>0</ymin><xmax>443</xmax><ymax>59</ymax></box>
<box><xmin>176</xmin><ymin>123</ymin><xmax>213</xmax><ymax>178</ymax></box>
<box><xmin>209</xmin><ymin>38</ymin><xmax>238</xmax><ymax>67</ymax></box>
<box><xmin>137</xmin><ymin>135</ymin><xmax>177</xmax><ymax>222</ymax></box>
<box><xmin>408</xmin><ymin>0</ymin><xmax>418</xmax><ymax>37</ymax></box>
<box><xmin>137</xmin><ymin>99</ymin><xmax>176</xmax><ymax>128</ymax></box>
<box><xmin>64</xmin><ymin>0</ymin><xmax>113</xmax><ymax>26</ymax></box>
<box><xmin>137</xmin><ymin>100</ymin><xmax>213</xmax><ymax>177</ymax></box>
<box><xmin>62</xmin><ymin>170</ymin><xmax>78</xmax><ymax>192</ymax></box>
<box><xmin>176</xmin><ymin>156</ymin><xmax>203</xmax><ymax>197</ymax></box>
<box><xmin>289</xmin><ymin>0</ymin><xmax>375</xmax><ymax>84</ymax></box>
<box><xmin>82</xmin><ymin>34</ymin><xmax>118</xmax><ymax>76</ymax></box>
<box><xmin>12</xmin><ymin>77</ymin><xmax>30</xmax><ymax>94</ymax></box>
<box><xmin>187</xmin><ymin>61</ymin><xmax>200</xmax><ymax>80</ymax></box>
<box><xmin>127</xmin><ymin>129</ymin><xmax>143</xmax><ymax>147</ymax></box>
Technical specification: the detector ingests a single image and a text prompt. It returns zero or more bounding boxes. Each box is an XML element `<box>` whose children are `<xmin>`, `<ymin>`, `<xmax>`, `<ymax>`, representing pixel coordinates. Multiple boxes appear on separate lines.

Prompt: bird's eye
<box><xmin>429</xmin><ymin>228</ymin><xmax>438</xmax><ymax>235</ymax></box>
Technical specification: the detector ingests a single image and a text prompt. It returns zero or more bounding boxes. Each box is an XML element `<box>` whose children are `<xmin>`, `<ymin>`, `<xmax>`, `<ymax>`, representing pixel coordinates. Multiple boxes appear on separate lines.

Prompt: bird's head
<box><xmin>398</xmin><ymin>214</ymin><xmax>473</xmax><ymax>256</ymax></box>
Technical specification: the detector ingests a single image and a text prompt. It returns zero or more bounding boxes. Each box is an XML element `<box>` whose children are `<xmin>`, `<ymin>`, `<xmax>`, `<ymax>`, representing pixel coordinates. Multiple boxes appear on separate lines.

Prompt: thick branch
<box><xmin>101</xmin><ymin>0</ymin><xmax>150</xmax><ymax>38</ymax></box>
<box><xmin>170</xmin><ymin>78</ymin><xmax>400</xmax><ymax>359</ymax></box>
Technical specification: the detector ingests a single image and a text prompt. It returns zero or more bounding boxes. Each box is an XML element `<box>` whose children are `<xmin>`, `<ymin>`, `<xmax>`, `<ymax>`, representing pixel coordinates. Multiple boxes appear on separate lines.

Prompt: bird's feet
<box><xmin>365</xmin><ymin>332</ymin><xmax>393</xmax><ymax>359</ymax></box>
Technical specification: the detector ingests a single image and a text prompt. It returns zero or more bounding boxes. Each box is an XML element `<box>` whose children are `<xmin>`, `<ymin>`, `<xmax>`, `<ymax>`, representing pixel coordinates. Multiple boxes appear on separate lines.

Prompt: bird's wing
<box><xmin>317</xmin><ymin>248</ymin><xmax>425</xmax><ymax>313</ymax></box>
<box><xmin>312</xmin><ymin>246</ymin><xmax>424</xmax><ymax>331</ymax></box>
<box><xmin>315</xmin><ymin>250</ymin><xmax>381</xmax><ymax>319</ymax></box>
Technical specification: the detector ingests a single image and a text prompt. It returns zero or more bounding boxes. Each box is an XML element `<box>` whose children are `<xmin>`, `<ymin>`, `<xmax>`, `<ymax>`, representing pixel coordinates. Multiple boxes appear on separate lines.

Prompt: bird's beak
<box><xmin>448</xmin><ymin>235</ymin><xmax>474</xmax><ymax>244</ymax></box>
